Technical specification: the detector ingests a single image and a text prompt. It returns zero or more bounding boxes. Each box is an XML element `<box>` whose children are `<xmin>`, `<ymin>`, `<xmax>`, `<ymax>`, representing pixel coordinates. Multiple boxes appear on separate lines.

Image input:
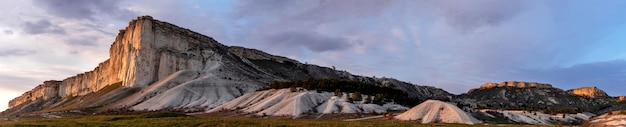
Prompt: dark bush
<box><xmin>141</xmin><ymin>112</ymin><xmax>190</xmax><ymax>118</ymax></box>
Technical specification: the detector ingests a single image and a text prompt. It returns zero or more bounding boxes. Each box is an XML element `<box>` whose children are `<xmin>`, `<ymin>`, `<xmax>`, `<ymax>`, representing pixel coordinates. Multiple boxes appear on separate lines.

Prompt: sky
<box><xmin>1</xmin><ymin>0</ymin><xmax>626</xmax><ymax>111</ymax></box>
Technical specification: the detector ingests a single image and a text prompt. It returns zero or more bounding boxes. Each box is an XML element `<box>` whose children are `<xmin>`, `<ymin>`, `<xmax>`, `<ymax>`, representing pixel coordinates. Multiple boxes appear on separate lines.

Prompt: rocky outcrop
<box><xmin>468</xmin><ymin>81</ymin><xmax>552</xmax><ymax>93</ymax></box>
<box><xmin>618</xmin><ymin>96</ymin><xmax>626</xmax><ymax>102</ymax></box>
<box><xmin>479</xmin><ymin>81</ymin><xmax>552</xmax><ymax>89</ymax></box>
<box><xmin>566</xmin><ymin>86</ymin><xmax>609</xmax><ymax>98</ymax></box>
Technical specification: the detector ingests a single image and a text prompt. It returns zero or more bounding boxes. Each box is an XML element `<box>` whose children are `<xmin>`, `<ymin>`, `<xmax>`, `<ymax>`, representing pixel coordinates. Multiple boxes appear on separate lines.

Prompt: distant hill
<box><xmin>455</xmin><ymin>81</ymin><xmax>620</xmax><ymax>114</ymax></box>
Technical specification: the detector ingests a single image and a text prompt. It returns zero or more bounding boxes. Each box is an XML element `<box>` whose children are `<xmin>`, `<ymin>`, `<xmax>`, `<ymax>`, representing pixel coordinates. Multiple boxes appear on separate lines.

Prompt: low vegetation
<box><xmin>259</xmin><ymin>78</ymin><xmax>424</xmax><ymax>106</ymax></box>
<box><xmin>0</xmin><ymin>114</ymin><xmax>518</xmax><ymax>127</ymax></box>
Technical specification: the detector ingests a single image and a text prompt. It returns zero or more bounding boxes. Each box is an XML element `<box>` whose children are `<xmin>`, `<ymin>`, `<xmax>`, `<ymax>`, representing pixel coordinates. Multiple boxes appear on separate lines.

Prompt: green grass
<box><xmin>0</xmin><ymin>115</ymin><xmax>524</xmax><ymax>127</ymax></box>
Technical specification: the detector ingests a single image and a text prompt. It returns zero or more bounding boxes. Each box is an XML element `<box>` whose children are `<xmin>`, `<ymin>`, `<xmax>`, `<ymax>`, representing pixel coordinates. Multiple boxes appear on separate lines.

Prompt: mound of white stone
<box><xmin>395</xmin><ymin>100</ymin><xmax>482</xmax><ymax>124</ymax></box>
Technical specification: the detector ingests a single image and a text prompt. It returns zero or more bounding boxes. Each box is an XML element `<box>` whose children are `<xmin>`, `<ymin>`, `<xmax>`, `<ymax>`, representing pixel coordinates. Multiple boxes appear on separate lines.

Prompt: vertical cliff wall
<box><xmin>56</xmin><ymin>16</ymin><xmax>150</xmax><ymax>98</ymax></box>
<box><xmin>8</xmin><ymin>16</ymin><xmax>223</xmax><ymax>108</ymax></box>
<box><xmin>8</xmin><ymin>81</ymin><xmax>61</xmax><ymax>108</ymax></box>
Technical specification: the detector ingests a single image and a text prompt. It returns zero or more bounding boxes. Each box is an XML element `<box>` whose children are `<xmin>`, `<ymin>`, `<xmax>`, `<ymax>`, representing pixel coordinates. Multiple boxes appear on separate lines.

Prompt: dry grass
<box><xmin>0</xmin><ymin>114</ymin><xmax>528</xmax><ymax>127</ymax></box>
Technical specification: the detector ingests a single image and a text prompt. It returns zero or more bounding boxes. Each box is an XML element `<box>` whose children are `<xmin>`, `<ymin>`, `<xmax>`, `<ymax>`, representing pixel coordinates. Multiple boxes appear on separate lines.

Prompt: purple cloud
<box><xmin>22</xmin><ymin>20</ymin><xmax>65</xmax><ymax>35</ymax></box>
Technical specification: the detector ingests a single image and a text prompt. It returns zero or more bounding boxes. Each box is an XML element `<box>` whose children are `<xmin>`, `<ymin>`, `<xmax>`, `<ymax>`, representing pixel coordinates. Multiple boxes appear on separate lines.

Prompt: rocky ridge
<box><xmin>469</xmin><ymin>81</ymin><xmax>552</xmax><ymax>93</ymax></box>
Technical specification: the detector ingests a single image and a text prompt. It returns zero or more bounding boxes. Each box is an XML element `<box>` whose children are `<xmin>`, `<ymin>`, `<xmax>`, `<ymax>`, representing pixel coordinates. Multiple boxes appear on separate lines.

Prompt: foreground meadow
<box><xmin>0</xmin><ymin>113</ymin><xmax>537</xmax><ymax>127</ymax></box>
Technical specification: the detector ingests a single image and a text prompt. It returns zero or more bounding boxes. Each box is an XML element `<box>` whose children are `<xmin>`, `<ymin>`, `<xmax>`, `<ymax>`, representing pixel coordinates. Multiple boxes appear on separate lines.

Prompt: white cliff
<box><xmin>6</xmin><ymin>16</ymin><xmax>450</xmax><ymax>114</ymax></box>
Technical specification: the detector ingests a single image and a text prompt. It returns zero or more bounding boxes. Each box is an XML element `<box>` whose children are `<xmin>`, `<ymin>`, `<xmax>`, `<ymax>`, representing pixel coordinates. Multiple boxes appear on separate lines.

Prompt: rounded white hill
<box><xmin>395</xmin><ymin>100</ymin><xmax>481</xmax><ymax>124</ymax></box>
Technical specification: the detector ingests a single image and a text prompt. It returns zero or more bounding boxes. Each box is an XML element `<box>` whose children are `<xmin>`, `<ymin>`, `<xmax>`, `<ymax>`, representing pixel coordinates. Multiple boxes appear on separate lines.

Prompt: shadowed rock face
<box><xmin>5</xmin><ymin>16</ymin><xmax>450</xmax><ymax>114</ymax></box>
<box><xmin>566</xmin><ymin>86</ymin><xmax>609</xmax><ymax>98</ymax></box>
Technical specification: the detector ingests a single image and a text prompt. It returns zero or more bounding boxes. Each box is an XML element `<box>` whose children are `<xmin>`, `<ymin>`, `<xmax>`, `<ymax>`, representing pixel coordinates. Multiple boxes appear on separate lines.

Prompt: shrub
<box><xmin>141</xmin><ymin>112</ymin><xmax>190</xmax><ymax>118</ymax></box>
<box><xmin>264</xmin><ymin>78</ymin><xmax>412</xmax><ymax>105</ymax></box>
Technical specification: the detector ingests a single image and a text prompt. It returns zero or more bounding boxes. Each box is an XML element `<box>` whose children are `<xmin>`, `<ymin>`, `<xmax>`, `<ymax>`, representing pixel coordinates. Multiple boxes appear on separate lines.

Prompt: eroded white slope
<box><xmin>208</xmin><ymin>89</ymin><xmax>408</xmax><ymax>116</ymax></box>
<box><xmin>109</xmin><ymin>70</ymin><xmax>201</xmax><ymax>108</ymax></box>
<box><xmin>480</xmin><ymin>109</ymin><xmax>594</xmax><ymax>125</ymax></box>
<box><xmin>590</xmin><ymin>112</ymin><xmax>626</xmax><ymax>126</ymax></box>
<box><xmin>108</xmin><ymin>67</ymin><xmax>266</xmax><ymax>111</ymax></box>
<box><xmin>132</xmin><ymin>76</ymin><xmax>263</xmax><ymax>111</ymax></box>
<box><xmin>395</xmin><ymin>100</ymin><xmax>482</xmax><ymax>124</ymax></box>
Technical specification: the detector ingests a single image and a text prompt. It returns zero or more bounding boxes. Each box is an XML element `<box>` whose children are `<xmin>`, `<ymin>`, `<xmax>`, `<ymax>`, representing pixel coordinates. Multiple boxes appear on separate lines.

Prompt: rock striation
<box><xmin>566</xmin><ymin>86</ymin><xmax>609</xmax><ymax>98</ymax></box>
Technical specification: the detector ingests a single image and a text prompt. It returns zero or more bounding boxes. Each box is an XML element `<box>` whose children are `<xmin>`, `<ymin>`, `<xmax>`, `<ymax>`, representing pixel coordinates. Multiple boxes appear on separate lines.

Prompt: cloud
<box><xmin>230</xmin><ymin>0</ymin><xmax>394</xmax><ymax>54</ymax></box>
<box><xmin>521</xmin><ymin>60</ymin><xmax>626</xmax><ymax>95</ymax></box>
<box><xmin>65</xmin><ymin>37</ymin><xmax>98</xmax><ymax>47</ymax></box>
<box><xmin>69</xmin><ymin>50</ymin><xmax>79</xmax><ymax>54</ymax></box>
<box><xmin>263</xmin><ymin>31</ymin><xmax>352</xmax><ymax>52</ymax></box>
<box><xmin>0</xmin><ymin>49</ymin><xmax>36</xmax><ymax>57</ymax></box>
<box><xmin>235</xmin><ymin>0</ymin><xmax>390</xmax><ymax>22</ymax></box>
<box><xmin>22</xmin><ymin>20</ymin><xmax>66</xmax><ymax>35</ymax></box>
<box><xmin>0</xmin><ymin>74</ymin><xmax>40</xmax><ymax>92</ymax></box>
<box><xmin>33</xmin><ymin>0</ymin><xmax>136</xmax><ymax>20</ymax></box>
<box><xmin>3</xmin><ymin>30</ymin><xmax>12</xmax><ymax>35</ymax></box>
<box><xmin>424</xmin><ymin>0</ymin><xmax>527</xmax><ymax>33</ymax></box>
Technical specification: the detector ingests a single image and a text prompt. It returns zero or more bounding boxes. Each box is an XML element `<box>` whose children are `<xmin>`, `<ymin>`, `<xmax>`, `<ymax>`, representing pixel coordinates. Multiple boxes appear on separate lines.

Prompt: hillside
<box><xmin>208</xmin><ymin>88</ymin><xmax>408</xmax><ymax>117</ymax></box>
<box><xmin>455</xmin><ymin>81</ymin><xmax>617</xmax><ymax>114</ymax></box>
<box><xmin>395</xmin><ymin>100</ymin><xmax>481</xmax><ymax>124</ymax></box>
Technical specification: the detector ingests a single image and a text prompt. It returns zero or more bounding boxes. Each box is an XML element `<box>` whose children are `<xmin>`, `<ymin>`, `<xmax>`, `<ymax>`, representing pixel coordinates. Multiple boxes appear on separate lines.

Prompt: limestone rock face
<box><xmin>9</xmin><ymin>16</ymin><xmax>165</xmax><ymax>108</ymax></box>
<box><xmin>566</xmin><ymin>86</ymin><xmax>609</xmax><ymax>98</ymax></box>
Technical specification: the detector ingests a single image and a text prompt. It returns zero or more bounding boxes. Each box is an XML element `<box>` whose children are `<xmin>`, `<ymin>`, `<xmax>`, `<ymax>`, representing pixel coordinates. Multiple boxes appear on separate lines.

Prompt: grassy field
<box><xmin>0</xmin><ymin>113</ymin><xmax>526</xmax><ymax>127</ymax></box>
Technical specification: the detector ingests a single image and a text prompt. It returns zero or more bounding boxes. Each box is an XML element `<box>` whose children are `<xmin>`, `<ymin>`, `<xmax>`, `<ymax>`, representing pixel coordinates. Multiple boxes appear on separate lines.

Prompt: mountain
<box><xmin>3</xmin><ymin>16</ymin><xmax>449</xmax><ymax>115</ymax></box>
<box><xmin>455</xmin><ymin>81</ymin><xmax>616</xmax><ymax>114</ymax></box>
<box><xmin>454</xmin><ymin>81</ymin><xmax>625</xmax><ymax>125</ymax></box>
